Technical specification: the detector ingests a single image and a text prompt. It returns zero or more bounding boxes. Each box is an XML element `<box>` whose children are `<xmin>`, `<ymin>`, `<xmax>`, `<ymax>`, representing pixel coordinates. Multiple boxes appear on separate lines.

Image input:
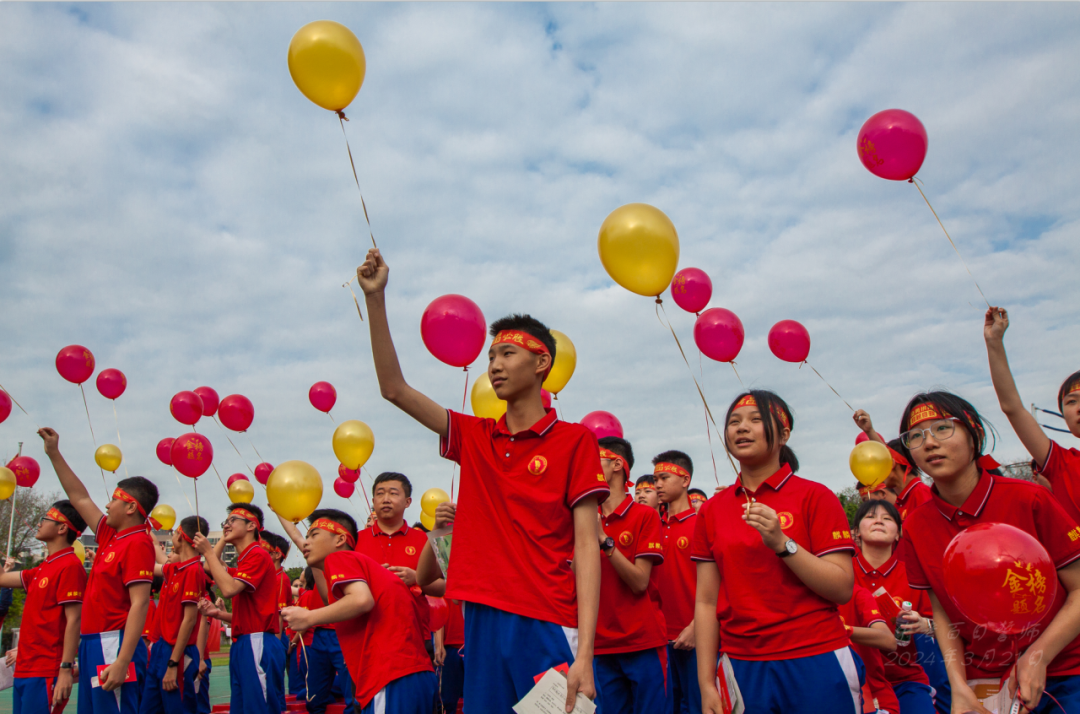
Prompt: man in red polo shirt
<box><xmin>652</xmin><ymin>449</ymin><xmax>702</xmax><ymax>714</ymax></box>
<box><xmin>594</xmin><ymin>437</ymin><xmax>670</xmax><ymax>714</ymax></box>
<box><xmin>0</xmin><ymin>499</ymin><xmax>87</xmax><ymax>714</ymax></box>
<box><xmin>39</xmin><ymin>427</ymin><xmax>158</xmax><ymax>714</ymax></box>
<box><xmin>357</xmin><ymin>248</ymin><xmax>606</xmax><ymax>713</ymax></box>
<box><xmin>193</xmin><ymin>503</ymin><xmax>284</xmax><ymax>714</ymax></box>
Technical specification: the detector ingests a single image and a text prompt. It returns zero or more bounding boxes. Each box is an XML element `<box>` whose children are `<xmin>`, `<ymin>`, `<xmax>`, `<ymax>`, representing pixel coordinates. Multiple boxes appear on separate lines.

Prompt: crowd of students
<box><xmin>3</xmin><ymin>252</ymin><xmax>1080</xmax><ymax>714</ymax></box>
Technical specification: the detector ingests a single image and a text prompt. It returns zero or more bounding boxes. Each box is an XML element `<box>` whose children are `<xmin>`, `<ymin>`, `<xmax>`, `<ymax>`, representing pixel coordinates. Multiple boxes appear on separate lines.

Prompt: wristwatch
<box><xmin>59</xmin><ymin>662</ymin><xmax>74</xmax><ymax>670</ymax></box>
<box><xmin>601</xmin><ymin>537</ymin><xmax>616</xmax><ymax>556</ymax></box>
<box><xmin>167</xmin><ymin>660</ymin><xmax>180</xmax><ymax>669</ymax></box>
<box><xmin>777</xmin><ymin>539</ymin><xmax>798</xmax><ymax>558</ymax></box>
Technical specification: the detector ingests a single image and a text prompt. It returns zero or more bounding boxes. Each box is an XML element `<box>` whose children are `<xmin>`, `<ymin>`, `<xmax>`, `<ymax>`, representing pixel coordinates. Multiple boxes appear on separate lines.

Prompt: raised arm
<box><xmin>38</xmin><ymin>428</ymin><xmax>104</xmax><ymax>531</ymax></box>
<box><xmin>191</xmin><ymin>535</ymin><xmax>247</xmax><ymax>598</ymax></box>
<box><xmin>276</xmin><ymin>514</ymin><xmax>306</xmax><ymax>553</ymax></box>
<box><xmin>852</xmin><ymin>410</ymin><xmax>886</xmax><ymax>445</ymax></box>
<box><xmin>984</xmin><ymin>307</ymin><xmax>1052</xmax><ymax>466</ymax></box>
<box><xmin>357</xmin><ymin>249</ymin><xmax>449</xmax><ymax>437</ymax></box>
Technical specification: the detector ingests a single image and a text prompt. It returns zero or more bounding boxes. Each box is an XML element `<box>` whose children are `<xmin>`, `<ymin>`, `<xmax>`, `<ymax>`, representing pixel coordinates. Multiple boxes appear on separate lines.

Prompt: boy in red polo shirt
<box><xmin>282</xmin><ymin>508</ymin><xmax>436</xmax><ymax>714</ymax></box>
<box><xmin>594</xmin><ymin>437</ymin><xmax>670</xmax><ymax>714</ymax></box>
<box><xmin>854</xmin><ymin>410</ymin><xmax>933</xmax><ymax>522</ymax></box>
<box><xmin>39</xmin><ymin>427</ymin><xmax>158</xmax><ymax>714</ymax></box>
<box><xmin>192</xmin><ymin>503</ymin><xmax>284</xmax><ymax>714</ymax></box>
<box><xmin>262</xmin><ymin>530</ymin><xmax>293</xmax><ymax>713</ymax></box>
<box><xmin>652</xmin><ymin>449</ymin><xmax>702</xmax><ymax>714</ymax></box>
<box><xmin>357</xmin><ymin>248</ymin><xmax>605</xmax><ymax>712</ymax></box>
<box><xmin>0</xmin><ymin>499</ymin><xmax>87</xmax><ymax>714</ymax></box>
<box><xmin>634</xmin><ymin>475</ymin><xmax>660</xmax><ymax>514</ymax></box>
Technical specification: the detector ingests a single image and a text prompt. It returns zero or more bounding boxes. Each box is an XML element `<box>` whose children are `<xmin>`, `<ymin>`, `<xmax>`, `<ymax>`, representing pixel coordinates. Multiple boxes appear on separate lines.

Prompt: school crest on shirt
<box><xmin>172</xmin><ymin>582</ymin><xmax>180</xmax><ymax>593</ymax></box>
<box><xmin>405</xmin><ymin>546</ymin><xmax>417</xmax><ymax>556</ymax></box>
<box><xmin>38</xmin><ymin>577</ymin><xmax>49</xmax><ymax>589</ymax></box>
<box><xmin>528</xmin><ymin>455</ymin><xmax>548</xmax><ymax>476</ymax></box>
<box><xmin>105</xmin><ymin>552</ymin><xmax>116</xmax><ymax>563</ymax></box>
<box><xmin>777</xmin><ymin>512</ymin><xmax>794</xmax><ymax>530</ymax></box>
<box><xmin>677</xmin><ymin>536</ymin><xmax>690</xmax><ymax>550</ymax></box>
<box><xmin>618</xmin><ymin>531</ymin><xmax>634</xmax><ymax>547</ymax></box>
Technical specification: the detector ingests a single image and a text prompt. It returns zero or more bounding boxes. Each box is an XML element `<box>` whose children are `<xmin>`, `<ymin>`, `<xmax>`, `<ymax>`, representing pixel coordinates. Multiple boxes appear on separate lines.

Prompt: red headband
<box><xmin>908</xmin><ymin>402</ymin><xmax>949</xmax><ymax>428</ymax></box>
<box><xmin>886</xmin><ymin>446</ymin><xmax>911</xmax><ymax>474</ymax></box>
<box><xmin>45</xmin><ymin>507</ymin><xmax>82</xmax><ymax>537</ymax></box>
<box><xmin>113</xmin><ymin>488</ymin><xmax>147</xmax><ymax>520</ymax></box>
<box><xmin>310</xmin><ymin>518</ymin><xmax>357</xmax><ymax>550</ymax></box>
<box><xmin>231</xmin><ymin>508</ymin><xmax>263</xmax><ymax>532</ymax></box>
<box><xmin>491</xmin><ymin>330</ymin><xmax>552</xmax><ymax>378</ymax></box>
<box><xmin>177</xmin><ymin>528</ymin><xmax>195</xmax><ymax>546</ymax></box>
<box><xmin>258</xmin><ymin>540</ymin><xmax>283</xmax><ymax>558</ymax></box>
<box><xmin>732</xmin><ymin>395</ymin><xmax>790</xmax><ymax>430</ymax></box>
<box><xmin>654</xmin><ymin>462</ymin><xmax>690</xmax><ymax>479</ymax></box>
<box><xmin>1067</xmin><ymin>381</ymin><xmax>1080</xmax><ymax>397</ymax></box>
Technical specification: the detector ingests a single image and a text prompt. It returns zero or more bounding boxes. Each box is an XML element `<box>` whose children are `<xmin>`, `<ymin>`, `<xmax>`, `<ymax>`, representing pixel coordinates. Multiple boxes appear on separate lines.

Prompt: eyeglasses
<box><xmin>900</xmin><ymin>418</ymin><xmax>960</xmax><ymax>450</ymax></box>
<box><xmin>39</xmin><ymin>517</ymin><xmax>61</xmax><ymax>527</ymax></box>
<box><xmin>220</xmin><ymin>516</ymin><xmax>251</xmax><ymax>528</ymax></box>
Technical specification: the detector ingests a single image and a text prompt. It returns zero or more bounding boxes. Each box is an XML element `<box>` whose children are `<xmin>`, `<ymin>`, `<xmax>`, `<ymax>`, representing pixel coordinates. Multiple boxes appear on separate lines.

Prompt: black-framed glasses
<box><xmin>39</xmin><ymin>517</ymin><xmax>62</xmax><ymax>526</ymax></box>
<box><xmin>220</xmin><ymin>516</ymin><xmax>251</xmax><ymax>528</ymax></box>
<box><xmin>900</xmin><ymin>418</ymin><xmax>960</xmax><ymax>450</ymax></box>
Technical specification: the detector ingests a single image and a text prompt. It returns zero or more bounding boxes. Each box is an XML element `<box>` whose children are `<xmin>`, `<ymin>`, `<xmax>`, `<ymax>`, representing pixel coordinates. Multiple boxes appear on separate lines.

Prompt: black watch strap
<box><xmin>167</xmin><ymin>660</ymin><xmax>180</xmax><ymax>668</ymax></box>
<box><xmin>59</xmin><ymin>662</ymin><xmax>74</xmax><ymax>670</ymax></box>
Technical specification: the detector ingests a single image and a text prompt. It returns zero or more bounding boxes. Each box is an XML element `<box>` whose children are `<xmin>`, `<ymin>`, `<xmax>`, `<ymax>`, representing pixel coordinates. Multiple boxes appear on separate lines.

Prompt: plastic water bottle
<box><xmin>895</xmin><ymin>601</ymin><xmax>913</xmax><ymax>643</ymax></box>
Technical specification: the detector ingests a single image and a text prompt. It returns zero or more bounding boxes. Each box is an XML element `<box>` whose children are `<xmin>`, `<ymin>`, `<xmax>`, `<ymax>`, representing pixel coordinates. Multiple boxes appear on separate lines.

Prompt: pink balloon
<box><xmin>855</xmin><ymin>431</ymin><xmax>870</xmax><ymax>445</ymax></box>
<box><xmin>581</xmin><ymin>411</ymin><xmax>623</xmax><ymax>440</ymax></box>
<box><xmin>218</xmin><ymin>394</ymin><xmax>254</xmax><ymax>432</ymax></box>
<box><xmin>156</xmin><ymin>438</ymin><xmax>175</xmax><ymax>466</ymax></box>
<box><xmin>170</xmin><ymin>433</ymin><xmax>213</xmax><ymax>479</ymax></box>
<box><xmin>55</xmin><ymin>345</ymin><xmax>95</xmax><ymax>385</ymax></box>
<box><xmin>95</xmin><ymin>369</ymin><xmax>127</xmax><ymax>400</ymax></box>
<box><xmin>671</xmin><ymin>268</ymin><xmax>713</xmax><ymax>314</ymax></box>
<box><xmin>7</xmin><ymin>456</ymin><xmax>40</xmax><ymax>488</ymax></box>
<box><xmin>0</xmin><ymin>390</ymin><xmax>11</xmax><ymax>425</ymax></box>
<box><xmin>338</xmin><ymin>464</ymin><xmax>360</xmax><ymax>483</ymax></box>
<box><xmin>541</xmin><ymin>389</ymin><xmax>552</xmax><ymax>409</ymax></box>
<box><xmin>254</xmin><ymin>462</ymin><xmax>274</xmax><ymax>485</ymax></box>
<box><xmin>857</xmin><ymin>109</ymin><xmax>928</xmax><ymax>181</ymax></box>
<box><xmin>227</xmin><ymin>473</ymin><xmax>249</xmax><ymax>488</ymax></box>
<box><xmin>194</xmin><ymin>387</ymin><xmax>220</xmax><ymax>418</ymax></box>
<box><xmin>694</xmin><ymin>308</ymin><xmax>745</xmax><ymax>363</ymax></box>
<box><xmin>309</xmin><ymin>382</ymin><xmax>337</xmax><ymax>413</ymax></box>
<box><xmin>768</xmin><ymin>320</ymin><xmax>811</xmax><ymax>363</ymax></box>
<box><xmin>170</xmin><ymin>391</ymin><xmax>204</xmax><ymax>426</ymax></box>
<box><xmin>420</xmin><ymin>295</ymin><xmax>487</xmax><ymax>368</ymax></box>
<box><xmin>333</xmin><ymin>477</ymin><xmax>355</xmax><ymax>499</ymax></box>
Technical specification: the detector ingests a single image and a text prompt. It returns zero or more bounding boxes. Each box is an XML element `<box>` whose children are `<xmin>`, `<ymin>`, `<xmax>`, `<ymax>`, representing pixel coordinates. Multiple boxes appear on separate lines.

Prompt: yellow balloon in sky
<box><xmin>229</xmin><ymin>480</ymin><xmax>255</xmax><ymax>505</ymax></box>
<box><xmin>95</xmin><ymin>444</ymin><xmax>122</xmax><ymax>473</ymax></box>
<box><xmin>0</xmin><ymin>467</ymin><xmax>14</xmax><ymax>501</ymax></box>
<box><xmin>267</xmin><ymin>460</ymin><xmax>323</xmax><ymax>523</ymax></box>
<box><xmin>288</xmin><ymin>21</ymin><xmax>366</xmax><ymax>112</ymax></box>
<box><xmin>420</xmin><ymin>488</ymin><xmax>450</xmax><ymax>517</ymax></box>
<box><xmin>598</xmin><ymin>203</ymin><xmax>680</xmax><ymax>297</ymax></box>
<box><xmin>542</xmin><ymin>330</ymin><xmax>576</xmax><ymax>395</ymax></box>
<box><xmin>73</xmin><ymin>539</ymin><xmax>86</xmax><ymax>564</ymax></box>
<box><xmin>850</xmin><ymin>441</ymin><xmax>893</xmax><ymax>487</ymax></box>
<box><xmin>150</xmin><ymin>504</ymin><xmax>176</xmax><ymax>531</ymax></box>
<box><xmin>333</xmin><ymin>420</ymin><xmax>375</xmax><ymax>470</ymax></box>
<box><xmin>470</xmin><ymin>373</ymin><xmax>507</xmax><ymax>421</ymax></box>
<box><xmin>420</xmin><ymin>511</ymin><xmax>436</xmax><ymax>531</ymax></box>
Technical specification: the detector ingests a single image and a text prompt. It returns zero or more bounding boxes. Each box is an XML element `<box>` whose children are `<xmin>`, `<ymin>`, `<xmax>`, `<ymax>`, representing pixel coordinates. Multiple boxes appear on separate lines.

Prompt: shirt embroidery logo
<box><xmin>38</xmin><ymin>577</ymin><xmax>49</xmax><ymax>589</ymax></box>
<box><xmin>105</xmin><ymin>552</ymin><xmax>116</xmax><ymax>563</ymax></box>
<box><xmin>618</xmin><ymin>531</ymin><xmax>634</xmax><ymax>547</ymax></box>
<box><xmin>405</xmin><ymin>546</ymin><xmax>417</xmax><ymax>556</ymax></box>
<box><xmin>528</xmin><ymin>455</ymin><xmax>548</xmax><ymax>476</ymax></box>
<box><xmin>777</xmin><ymin>512</ymin><xmax>794</xmax><ymax>530</ymax></box>
<box><xmin>172</xmin><ymin>582</ymin><xmax>180</xmax><ymax>593</ymax></box>
<box><xmin>677</xmin><ymin>536</ymin><xmax>690</xmax><ymax>550</ymax></box>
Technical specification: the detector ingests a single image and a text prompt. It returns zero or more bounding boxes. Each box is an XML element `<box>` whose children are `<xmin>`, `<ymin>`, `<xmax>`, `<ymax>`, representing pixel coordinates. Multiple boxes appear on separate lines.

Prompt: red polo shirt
<box><xmin>159</xmin><ymin>558</ymin><xmax>207</xmax><ymax>647</ymax></box>
<box><xmin>853</xmin><ymin>550</ymin><xmax>930</xmax><ymax>686</ymax></box>
<box><xmin>83</xmin><ymin>518</ymin><xmax>156</xmax><ymax>635</ymax></box>
<box><xmin>296</xmin><ymin>589</ymin><xmax>327</xmax><ymax>643</ymax></box>
<box><xmin>228</xmin><ymin>541</ymin><xmax>279</xmax><ymax>636</ymax></box>
<box><xmin>656</xmin><ymin>507</ymin><xmax>698</xmax><ymax>640</ymax></box>
<box><xmin>324</xmin><ymin>550</ymin><xmax>434</xmax><ymax>709</ymax></box>
<box><xmin>595</xmin><ymin>495</ymin><xmax>667</xmax><ymax>654</ymax></box>
<box><xmin>440</xmin><ymin>408</ymin><xmax>610</xmax><ymax>628</ymax></box>
<box><xmin>143</xmin><ymin>599</ymin><xmax>158</xmax><ymax>641</ymax></box>
<box><xmin>445</xmin><ymin>600</ymin><xmax>465</xmax><ymax>648</ymax></box>
<box><xmin>354</xmin><ymin>522</ymin><xmax>431</xmax><ymax>636</ymax></box>
<box><xmin>691</xmin><ymin>465</ymin><xmax>855</xmax><ymax>660</ymax></box>
<box><xmin>16</xmin><ymin>547</ymin><xmax>86</xmax><ymax>678</ymax></box>
<box><xmin>900</xmin><ymin>471</ymin><xmax>1080</xmax><ymax>679</ymax></box>
<box><xmin>276</xmin><ymin>569</ymin><xmax>293</xmax><ymax>612</ymax></box>
<box><xmin>839</xmin><ymin>585</ymin><xmax>899</xmax><ymax>714</ymax></box>
<box><xmin>1036</xmin><ymin>441</ymin><xmax>1080</xmax><ymax>527</ymax></box>
<box><xmin>894</xmin><ymin>478</ymin><xmax>933</xmax><ymax>523</ymax></box>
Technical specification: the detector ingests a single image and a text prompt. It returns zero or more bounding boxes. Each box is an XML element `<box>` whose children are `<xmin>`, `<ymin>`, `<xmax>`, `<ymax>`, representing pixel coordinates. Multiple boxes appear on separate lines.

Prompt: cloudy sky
<box><xmin>2</xmin><ymin>3</ymin><xmax>1079</xmax><ymax>567</ymax></box>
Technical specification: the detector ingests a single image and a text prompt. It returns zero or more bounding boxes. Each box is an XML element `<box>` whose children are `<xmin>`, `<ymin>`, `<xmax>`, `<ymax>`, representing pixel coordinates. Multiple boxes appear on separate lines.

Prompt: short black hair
<box><xmin>653</xmin><ymin>450</ymin><xmax>694</xmax><ymax>477</ymax></box>
<box><xmin>226</xmin><ymin>502</ymin><xmax>264</xmax><ymax>539</ymax></box>
<box><xmin>897</xmin><ymin>391</ymin><xmax>996</xmax><ymax>465</ymax></box>
<box><xmin>179</xmin><ymin>515</ymin><xmax>210</xmax><ymax>540</ymax></box>
<box><xmin>51</xmin><ymin>500</ymin><xmax>86</xmax><ymax>545</ymax></box>
<box><xmin>372</xmin><ymin>472</ymin><xmax>412</xmax><ymax>498</ymax></box>
<box><xmin>598</xmin><ymin>436</ymin><xmax>634</xmax><ymax>471</ymax></box>
<box><xmin>489</xmin><ymin>314</ymin><xmax>557</xmax><ymax>361</ymax></box>
<box><xmin>1059</xmin><ymin>370</ymin><xmax>1080</xmax><ymax>412</ymax></box>
<box><xmin>308</xmin><ymin>509</ymin><xmax>358</xmax><ymax>540</ymax></box>
<box><xmin>635</xmin><ymin>474</ymin><xmax>655</xmax><ymax>487</ymax></box>
<box><xmin>262</xmin><ymin>531</ymin><xmax>290</xmax><ymax>559</ymax></box>
<box><xmin>723</xmin><ymin>390</ymin><xmax>799</xmax><ymax>472</ymax></box>
<box><xmin>117</xmin><ymin>476</ymin><xmax>159</xmax><ymax>519</ymax></box>
<box><xmin>301</xmin><ymin>566</ymin><xmax>315</xmax><ymax>592</ymax></box>
<box><xmin>413</xmin><ymin>521</ymin><xmax>430</xmax><ymax>533</ymax></box>
<box><xmin>688</xmin><ymin>488</ymin><xmax>707</xmax><ymax>498</ymax></box>
<box><xmin>853</xmin><ymin>499</ymin><xmax>903</xmax><ymax>539</ymax></box>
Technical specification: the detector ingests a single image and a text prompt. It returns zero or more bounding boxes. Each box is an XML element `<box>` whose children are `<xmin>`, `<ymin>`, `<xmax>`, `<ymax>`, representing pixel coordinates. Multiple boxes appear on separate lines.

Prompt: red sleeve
<box><xmin>691</xmin><ymin>499</ymin><xmax>716</xmax><ymax>562</ymax></box>
<box><xmin>325</xmin><ymin>551</ymin><xmax>370</xmax><ymax>599</ymax></box>
<box><xmin>636</xmin><ymin>508</ymin><xmax>664</xmax><ymax>562</ymax></box>
<box><xmin>19</xmin><ymin>564</ymin><xmax>40</xmax><ymax>592</ymax></box>
<box><xmin>440</xmin><ymin>410</ymin><xmax>479</xmax><ymax>464</ymax></box>
<box><xmin>898</xmin><ymin>529</ymin><xmax>930</xmax><ymax>590</ymax></box>
<box><xmin>234</xmin><ymin>548</ymin><xmax>270</xmax><ymax>590</ymax></box>
<box><xmin>122</xmin><ymin>538</ymin><xmax>156</xmax><ymax>587</ymax></box>
<box><xmin>56</xmin><ymin>559</ymin><xmax>87</xmax><ymax>605</ymax></box>
<box><xmin>853</xmin><ymin>586</ymin><xmax>886</xmax><ymax>628</ymax></box>
<box><xmin>913</xmin><ymin>589</ymin><xmax>933</xmax><ymax>619</ymax></box>
<box><xmin>806</xmin><ymin>483</ymin><xmax>856</xmax><ymax>557</ymax></box>
<box><xmin>181</xmin><ymin>565</ymin><xmax>207</xmax><ymax>605</ymax></box>
<box><xmin>1032</xmin><ymin>487</ymin><xmax>1080</xmax><ymax>569</ymax></box>
<box><xmin>565</xmin><ymin>428</ymin><xmax>610</xmax><ymax>508</ymax></box>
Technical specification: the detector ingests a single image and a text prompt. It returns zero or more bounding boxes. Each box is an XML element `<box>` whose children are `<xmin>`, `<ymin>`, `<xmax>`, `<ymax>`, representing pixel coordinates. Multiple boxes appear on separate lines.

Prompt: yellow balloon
<box><xmin>333</xmin><ymin>420</ymin><xmax>375</xmax><ymax>470</ymax></box>
<box><xmin>267</xmin><ymin>460</ymin><xmax>323</xmax><ymax>523</ymax></box>
<box><xmin>850</xmin><ymin>441</ymin><xmax>893</xmax><ymax>487</ymax></box>
<box><xmin>288</xmin><ymin>21</ymin><xmax>366</xmax><ymax>112</ymax></box>
<box><xmin>229</xmin><ymin>480</ymin><xmax>255</xmax><ymax>505</ymax></box>
<box><xmin>0</xmin><ymin>467</ymin><xmax>14</xmax><ymax>501</ymax></box>
<box><xmin>73</xmin><ymin>539</ymin><xmax>86</xmax><ymax>564</ymax></box>
<box><xmin>598</xmin><ymin>203</ymin><xmax>680</xmax><ymax>297</ymax></box>
<box><xmin>470</xmin><ymin>373</ymin><xmax>507</xmax><ymax>421</ymax></box>
<box><xmin>420</xmin><ymin>511</ymin><xmax>436</xmax><ymax>531</ymax></box>
<box><xmin>150</xmin><ymin>504</ymin><xmax>176</xmax><ymax>531</ymax></box>
<box><xmin>420</xmin><ymin>488</ymin><xmax>450</xmax><ymax>517</ymax></box>
<box><xmin>95</xmin><ymin>444</ymin><xmax>122</xmax><ymax>473</ymax></box>
<box><xmin>542</xmin><ymin>330</ymin><xmax>577</xmax><ymax>395</ymax></box>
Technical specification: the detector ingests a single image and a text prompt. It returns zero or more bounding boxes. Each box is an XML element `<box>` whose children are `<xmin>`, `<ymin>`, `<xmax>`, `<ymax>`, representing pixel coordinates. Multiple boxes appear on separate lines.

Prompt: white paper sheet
<box><xmin>513</xmin><ymin>668</ymin><xmax>596</xmax><ymax>714</ymax></box>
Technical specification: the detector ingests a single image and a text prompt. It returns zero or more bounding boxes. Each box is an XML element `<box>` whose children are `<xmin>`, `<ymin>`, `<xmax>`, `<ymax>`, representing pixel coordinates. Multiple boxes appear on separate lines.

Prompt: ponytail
<box><xmin>779</xmin><ymin>445</ymin><xmax>800</xmax><ymax>473</ymax></box>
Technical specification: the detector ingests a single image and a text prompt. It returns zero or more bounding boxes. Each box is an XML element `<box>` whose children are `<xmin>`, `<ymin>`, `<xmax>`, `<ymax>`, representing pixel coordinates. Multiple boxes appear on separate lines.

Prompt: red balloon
<box><xmin>333</xmin><ymin>477</ymin><xmax>355</xmax><ymax>499</ymax></box>
<box><xmin>95</xmin><ymin>369</ymin><xmax>127</xmax><ymax>400</ymax></box>
<box><xmin>170</xmin><ymin>433</ymin><xmax>214</xmax><ymax>479</ymax></box>
<box><xmin>671</xmin><ymin>268</ymin><xmax>713</xmax><ymax>314</ymax></box>
<box><xmin>420</xmin><ymin>295</ymin><xmax>487</xmax><ymax>368</ymax></box>
<box><xmin>254</xmin><ymin>462</ymin><xmax>274</xmax><ymax>485</ymax></box>
<box><xmin>855</xmin><ymin>432</ymin><xmax>870</xmax><ymax>445</ymax></box>
<box><xmin>943</xmin><ymin>522</ymin><xmax>1058</xmax><ymax>635</ymax></box>
<box><xmin>156</xmin><ymin>438</ymin><xmax>175</xmax><ymax>466</ymax></box>
<box><xmin>170</xmin><ymin>391</ymin><xmax>204</xmax><ymax>426</ymax></box>
<box><xmin>309</xmin><ymin>382</ymin><xmax>337</xmax><ymax>413</ymax></box>
<box><xmin>0</xmin><ymin>390</ymin><xmax>11</xmax><ymax>425</ymax></box>
<box><xmin>694</xmin><ymin>308</ymin><xmax>745</xmax><ymax>363</ymax></box>
<box><xmin>541</xmin><ymin>389</ymin><xmax>552</xmax><ymax>409</ymax></box>
<box><xmin>194</xmin><ymin>387</ymin><xmax>220</xmax><ymax>418</ymax></box>
<box><xmin>55</xmin><ymin>345</ymin><xmax>95</xmax><ymax>385</ymax></box>
<box><xmin>768</xmin><ymin>320</ymin><xmax>811</xmax><ymax>363</ymax></box>
<box><xmin>7</xmin><ymin>456</ymin><xmax>40</xmax><ymax>488</ymax></box>
<box><xmin>426</xmin><ymin>596</ymin><xmax>450</xmax><ymax>632</ymax></box>
<box><xmin>581</xmin><ymin>411</ymin><xmax>623</xmax><ymax>440</ymax></box>
<box><xmin>218</xmin><ymin>395</ymin><xmax>254</xmax><ymax>432</ymax></box>
<box><xmin>227</xmin><ymin>473</ymin><xmax>249</xmax><ymax>488</ymax></box>
<box><xmin>857</xmin><ymin>109</ymin><xmax>928</xmax><ymax>181</ymax></box>
<box><xmin>338</xmin><ymin>464</ymin><xmax>360</xmax><ymax>483</ymax></box>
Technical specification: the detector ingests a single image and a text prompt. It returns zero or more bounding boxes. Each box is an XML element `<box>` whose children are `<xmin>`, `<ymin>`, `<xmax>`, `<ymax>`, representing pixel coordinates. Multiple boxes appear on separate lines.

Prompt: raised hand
<box><xmin>356</xmin><ymin>249</ymin><xmax>389</xmax><ymax>295</ymax></box>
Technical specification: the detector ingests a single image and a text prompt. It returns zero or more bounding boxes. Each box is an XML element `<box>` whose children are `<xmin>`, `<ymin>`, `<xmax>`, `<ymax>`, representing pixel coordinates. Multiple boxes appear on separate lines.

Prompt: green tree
<box><xmin>836</xmin><ymin>486</ymin><xmax>861</xmax><ymax>528</ymax></box>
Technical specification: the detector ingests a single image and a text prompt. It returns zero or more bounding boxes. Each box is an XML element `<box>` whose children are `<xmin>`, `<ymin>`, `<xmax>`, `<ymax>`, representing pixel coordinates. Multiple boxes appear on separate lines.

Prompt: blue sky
<box><xmin>2</xmin><ymin>3</ymin><xmax>1079</xmax><ymax>566</ymax></box>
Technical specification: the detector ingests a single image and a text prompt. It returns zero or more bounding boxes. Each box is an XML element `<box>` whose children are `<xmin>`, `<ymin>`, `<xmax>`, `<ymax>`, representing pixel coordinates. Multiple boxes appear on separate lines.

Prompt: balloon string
<box><xmin>0</xmin><ymin>384</ymin><xmax>39</xmax><ymax>429</ymax></box>
<box><xmin>327</xmin><ymin>412</ymin><xmax>336</xmax><ymax>424</ymax></box>
<box><xmin>730</xmin><ymin>362</ymin><xmax>744</xmax><ymax>387</ymax></box>
<box><xmin>300</xmin><ymin>637</ymin><xmax>311</xmax><ymax>703</ymax></box>
<box><xmin>207</xmin><ymin>462</ymin><xmax>230</xmax><ymax>496</ymax></box>
<box><xmin>343</xmin><ymin>279</ymin><xmax>365</xmax><ymax>322</ymax></box>
<box><xmin>697</xmin><ymin>349</ymin><xmax>720</xmax><ymax>487</ymax></box>
<box><xmin>211</xmin><ymin>418</ymin><xmax>254</xmax><ymax>475</ymax></box>
<box><xmin>172</xmin><ymin>469</ymin><xmax>195</xmax><ymax>514</ymax></box>
<box><xmin>112</xmin><ymin>402</ymin><xmax>129</xmax><ymax>479</ymax></box>
<box><xmin>803</xmin><ymin>361</ymin><xmax>855</xmax><ymax>412</ymax></box>
<box><xmin>910</xmin><ymin>178</ymin><xmax>991</xmax><ymax>309</ymax></box>
<box><xmin>79</xmin><ymin>384</ymin><xmax>97</xmax><ymax>446</ymax></box>
<box><xmin>194</xmin><ymin>478</ymin><xmax>200</xmax><ymax>523</ymax></box>
<box><xmin>336</xmin><ymin>111</ymin><xmax>378</xmax><ymax>251</ymax></box>
<box><xmin>357</xmin><ymin>469</ymin><xmax>373</xmax><ymax>515</ymax></box>
<box><xmin>655</xmin><ymin>300</ymin><xmax>739</xmax><ymax>478</ymax></box>
<box><xmin>248</xmin><ymin>438</ymin><xmax>265</xmax><ymax>465</ymax></box>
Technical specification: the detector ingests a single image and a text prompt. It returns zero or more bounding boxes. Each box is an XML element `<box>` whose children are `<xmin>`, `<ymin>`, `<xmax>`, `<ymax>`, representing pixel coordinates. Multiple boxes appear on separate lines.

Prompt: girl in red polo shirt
<box><xmin>693</xmin><ymin>389</ymin><xmax>861</xmax><ymax>714</ymax></box>
<box><xmin>896</xmin><ymin>391</ymin><xmax>1080</xmax><ymax>714</ymax></box>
